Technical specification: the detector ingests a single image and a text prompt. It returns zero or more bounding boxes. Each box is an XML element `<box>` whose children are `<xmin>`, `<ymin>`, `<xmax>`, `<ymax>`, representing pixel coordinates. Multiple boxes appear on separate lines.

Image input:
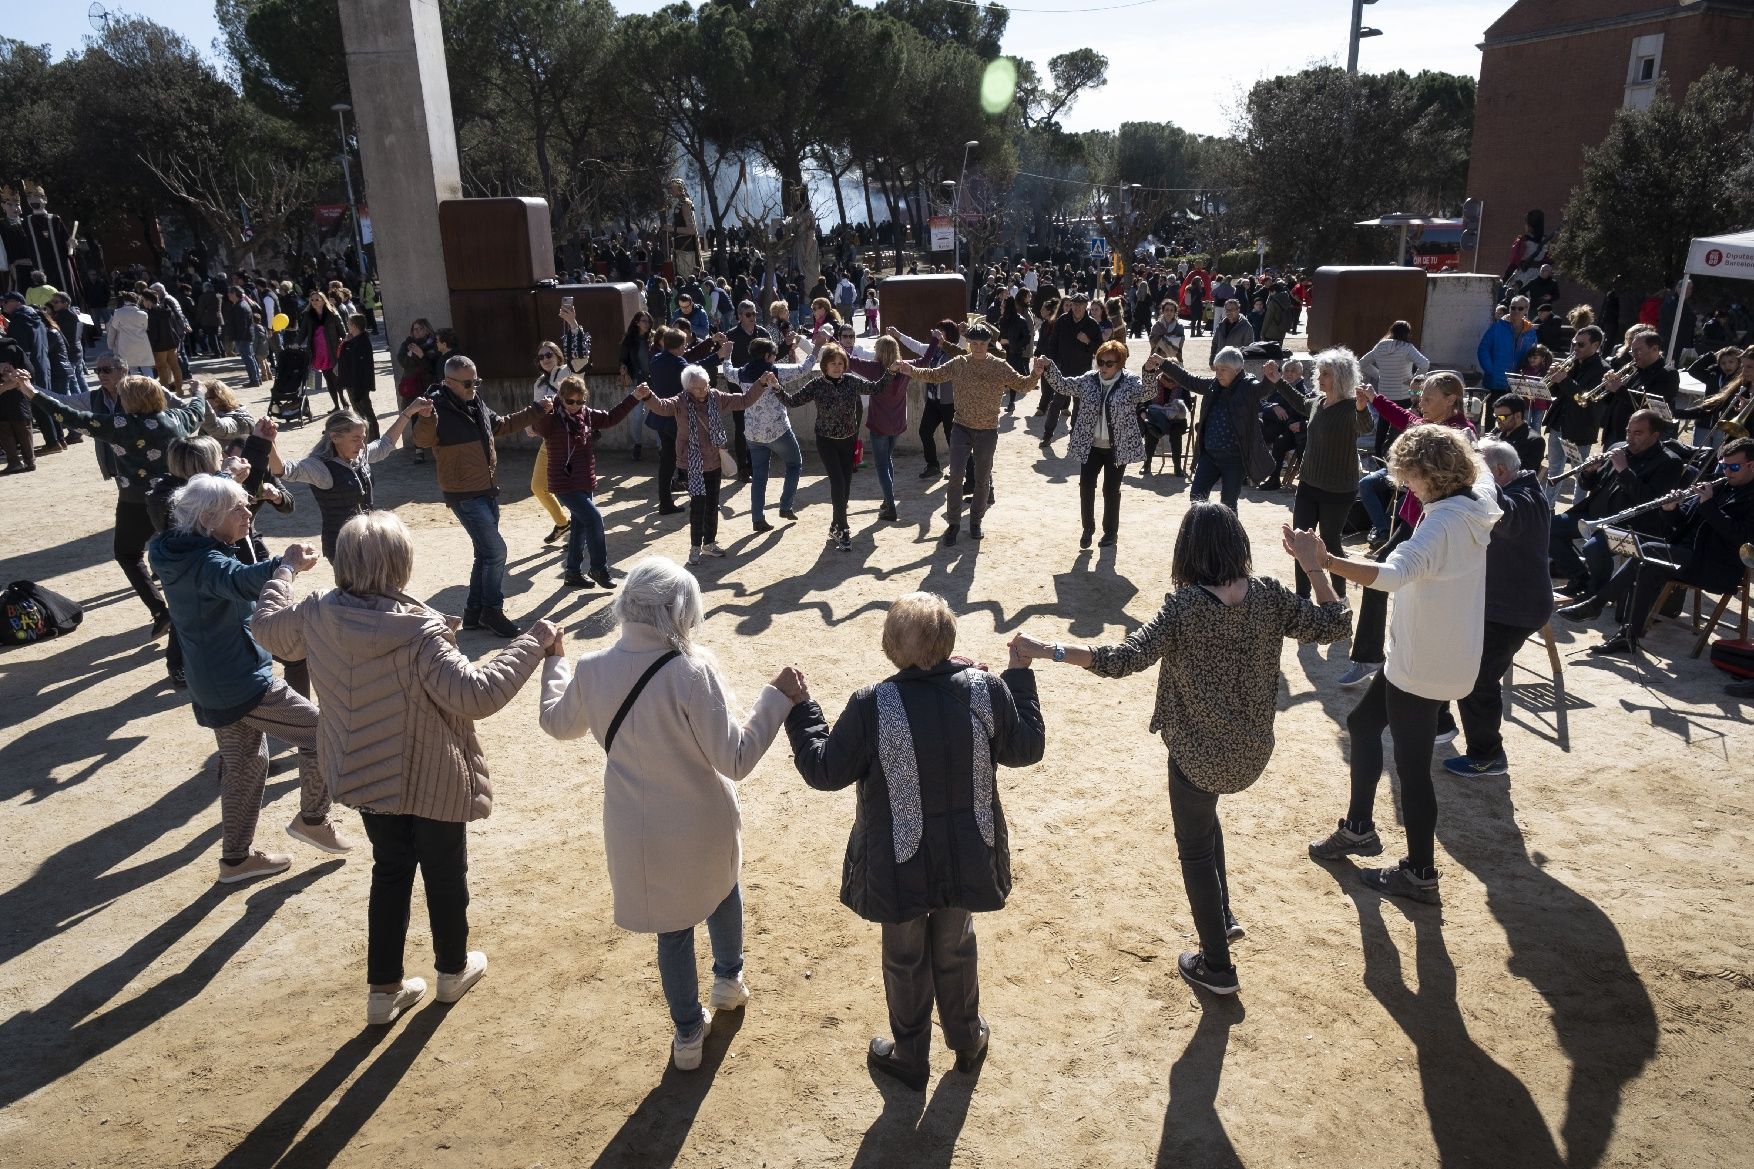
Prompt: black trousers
<box><xmin>116</xmin><ymin>498</ymin><xmax>168</xmax><ymax>621</ymax></box>
<box><xmin>919</xmin><ymin>398</ymin><xmax>954</xmax><ymax>469</ymax></box>
<box><xmin>819</xmin><ymin>434</ymin><xmax>857</xmax><ymax>531</ymax></box>
<box><xmin>1346</xmin><ymin>670</ymin><xmax>1442</xmax><ymax>872</ymax></box>
<box><xmin>1079</xmin><ymin>447</ymin><xmax>1123</xmax><ymax>538</ymax></box>
<box><xmin>346</xmin><ymin>385</ymin><xmax>381</xmax><ymax>440</ymax></box>
<box><xmin>879</xmin><ymin>909</ymin><xmax>982</xmax><ymax>1074</ymax></box>
<box><xmin>1143</xmin><ymin>416</ymin><xmax>1188</xmax><ymax>473</ymax></box>
<box><xmin>1373</xmin><ymin>411</ymin><xmax>1397</xmax><ymax>460</ymax></box>
<box><xmin>1454</xmin><ymin>620</ymin><xmax>1541</xmax><ymax>762</ymax></box>
<box><xmin>688</xmin><ymin>470</ymin><xmax>722</xmax><ymax>546</ymax></box>
<box><xmin>1291</xmin><ymin>484</ymin><xmax>1353</xmax><ymax>597</ymax></box>
<box><xmin>1351</xmin><ymin>526</ymin><xmax>1410</xmax><ymax>664</ymax></box>
<box><xmin>0</xmin><ymin>419</ymin><xmax>35</xmax><ymax>469</ymax></box>
<box><xmin>360</xmin><ymin>811</ymin><xmax>470</xmax><ymax>985</ymax></box>
<box><xmin>1042</xmin><ymin>392</ymin><xmax>1072</xmax><ymax>440</ymax></box>
<box><xmin>732</xmin><ymin>410</ymin><xmax>750</xmax><ymax>477</ymax></box>
<box><xmin>657</xmin><ymin>435</ymin><xmax>678</xmax><ymax>509</ymax></box>
<box><xmin>1168</xmin><ymin>758</ymin><xmax>1234</xmax><ymax>970</ymax></box>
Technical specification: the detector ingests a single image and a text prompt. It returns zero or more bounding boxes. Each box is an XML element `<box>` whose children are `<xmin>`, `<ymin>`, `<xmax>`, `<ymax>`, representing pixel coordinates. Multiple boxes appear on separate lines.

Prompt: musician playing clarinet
<box><xmin>1598</xmin><ymin>331</ymin><xmax>1679</xmax><ymax>446</ymax></box>
<box><xmin>1550</xmin><ymin>410</ymin><xmax>1684</xmax><ymax>604</ymax></box>
<box><xmin>1571</xmin><ymin>437</ymin><xmax>1754</xmax><ymax>656</ymax></box>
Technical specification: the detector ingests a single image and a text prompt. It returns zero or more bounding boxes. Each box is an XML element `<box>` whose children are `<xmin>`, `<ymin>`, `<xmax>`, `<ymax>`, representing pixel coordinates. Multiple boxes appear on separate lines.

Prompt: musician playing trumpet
<box><xmin>1549</xmin><ymin>410</ymin><xmax>1685</xmax><ymax>603</ymax></box>
<box><xmin>1564</xmin><ymin>437</ymin><xmax>1754</xmax><ymax>656</ymax></box>
<box><xmin>1596</xmin><ymin>331</ymin><xmax>1679</xmax><ymax>446</ymax></box>
<box><xmin>1541</xmin><ymin>325</ymin><xmax>1608</xmax><ymax>497</ymax></box>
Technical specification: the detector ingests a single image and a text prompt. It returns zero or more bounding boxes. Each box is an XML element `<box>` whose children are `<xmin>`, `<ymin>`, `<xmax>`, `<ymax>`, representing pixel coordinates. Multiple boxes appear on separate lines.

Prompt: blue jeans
<box><xmin>656</xmin><ymin>883</ymin><xmax>744</xmax><ymax>1032</ymax></box>
<box><xmin>1358</xmin><ymin>466</ymin><xmax>1394</xmax><ymax>535</ymax></box>
<box><xmin>553</xmin><ymin>489</ymin><xmax>608</xmax><ymax>576</ymax></box>
<box><xmin>1544</xmin><ymin>433</ymin><xmax>1589</xmax><ymax>503</ymax></box>
<box><xmin>870</xmin><ymin>432</ymin><xmax>897</xmax><ymax>505</ymax></box>
<box><xmin>749</xmin><ymin>431</ymin><xmax>802</xmax><ymax>522</ymax></box>
<box><xmin>1190</xmin><ymin>451</ymin><xmax>1245</xmax><ymax>510</ymax></box>
<box><xmin>238</xmin><ymin>347</ymin><xmax>261</xmax><ymax>386</ymax></box>
<box><xmin>449</xmin><ymin>495</ymin><xmax>506</xmax><ymax>611</ymax></box>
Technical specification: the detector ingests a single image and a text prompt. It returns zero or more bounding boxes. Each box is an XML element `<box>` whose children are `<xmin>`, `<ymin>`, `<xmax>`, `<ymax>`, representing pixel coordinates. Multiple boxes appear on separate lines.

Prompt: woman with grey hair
<box><xmin>255</xmin><ymin>511</ymin><xmax>560</xmax><ymax>1025</ymax></box>
<box><xmin>1013</xmin><ymin>503</ymin><xmax>1350</xmax><ymax>994</ymax></box>
<box><xmin>269</xmin><ymin>399</ymin><xmax>434</xmax><ymax>560</ymax></box>
<box><xmin>1158</xmin><ymin>347</ymin><xmax>1274</xmax><ymax>511</ymax></box>
<box><xmin>538</xmin><ymin>556</ymin><xmax>801</xmax><ymax>1070</ymax></box>
<box><xmin>148</xmin><ymin>475</ymin><xmax>355</xmax><ymax>885</ymax></box>
<box><xmin>1288</xmin><ymin>347</ymin><xmax>1377</xmax><ymax>598</ymax></box>
<box><xmin>786</xmin><ymin>592</ymin><xmax>1045</xmax><ymax>1089</ymax></box>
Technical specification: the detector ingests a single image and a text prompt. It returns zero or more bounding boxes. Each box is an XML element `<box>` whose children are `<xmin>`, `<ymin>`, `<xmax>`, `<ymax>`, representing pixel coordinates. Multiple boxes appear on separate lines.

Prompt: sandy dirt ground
<box><xmin>1</xmin><ymin>330</ymin><xmax>1750</xmax><ymax>1169</ymax></box>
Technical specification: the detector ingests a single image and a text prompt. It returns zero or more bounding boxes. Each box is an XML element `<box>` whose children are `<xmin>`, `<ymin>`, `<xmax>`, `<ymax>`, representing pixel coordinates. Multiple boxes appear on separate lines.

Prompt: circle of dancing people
<box><xmin>5</xmin><ymin>279</ymin><xmax>1753</xmax><ymax>1086</ymax></box>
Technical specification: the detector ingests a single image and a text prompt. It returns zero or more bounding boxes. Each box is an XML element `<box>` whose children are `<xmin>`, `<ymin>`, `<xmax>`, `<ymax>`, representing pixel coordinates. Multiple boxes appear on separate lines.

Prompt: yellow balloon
<box><xmin>270</xmin><ymin>312</ymin><xmax>290</xmax><ymax>332</ymax></box>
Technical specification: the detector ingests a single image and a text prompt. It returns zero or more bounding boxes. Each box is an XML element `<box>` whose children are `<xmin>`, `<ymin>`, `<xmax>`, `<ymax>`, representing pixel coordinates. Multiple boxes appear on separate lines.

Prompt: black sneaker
<box><xmin>562</xmin><ymin>572</ymin><xmax>594</xmax><ymax>589</ymax></box>
<box><xmin>836</xmin><ymin>532</ymin><xmax>852</xmax><ymax>552</ymax></box>
<box><xmin>480</xmin><ymin>608</ymin><xmax>520</xmax><ymax>637</ymax></box>
<box><xmin>878</xmin><ymin>503</ymin><xmax>897</xmax><ymax>522</ymax></box>
<box><xmin>1360</xmin><ymin>860</ymin><xmax>1441</xmax><ymax>905</ymax></box>
<box><xmin>918</xmin><ymin>465</ymin><xmax>940</xmax><ymax>480</ymax></box>
<box><xmin>969</xmin><ymin>520</ymin><xmax>983</xmax><ymax>540</ymax></box>
<box><xmin>544</xmin><ymin>522</ymin><xmax>571</xmax><ymax>546</ymax></box>
<box><xmin>168</xmin><ymin>666</ymin><xmax>187</xmax><ymax>690</ymax></box>
<box><xmin>150</xmin><ymin>612</ymin><xmax>173</xmax><ymax>639</ymax></box>
<box><xmin>1178</xmin><ymin>951</ymin><xmax>1239</xmax><ymax>995</ymax></box>
<box><xmin>778</xmin><ymin>509</ymin><xmax>798</xmax><ymax>521</ymax></box>
<box><xmin>1098</xmin><ymin>533</ymin><xmax>1116</xmax><ymax>548</ymax></box>
<box><xmin>1308</xmin><ymin>821</ymin><xmax>1384</xmax><ymax>861</ymax></box>
<box><xmin>941</xmin><ymin>525</ymin><xmax>959</xmax><ymax>546</ymax></box>
<box><xmin>1080</xmin><ymin>530</ymin><xmax>1093</xmax><ymax>549</ymax></box>
<box><xmin>462</xmin><ymin>607</ymin><xmax>482</xmax><ymax>630</ymax></box>
<box><xmin>588</xmin><ymin>569</ymin><xmax>614</xmax><ymax>589</ymax></box>
<box><xmin>753</xmin><ymin>518</ymin><xmax>774</xmax><ymax>532</ymax></box>
<box><xmin>1588</xmin><ymin>632</ymin><xmax>1634</xmax><ymax>656</ymax></box>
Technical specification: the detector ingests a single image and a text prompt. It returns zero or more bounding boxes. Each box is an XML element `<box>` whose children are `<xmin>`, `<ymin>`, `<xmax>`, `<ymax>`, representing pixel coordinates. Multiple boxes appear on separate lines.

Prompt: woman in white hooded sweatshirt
<box><xmin>1298</xmin><ymin>425</ymin><xmax>1500</xmax><ymax>905</ymax></box>
<box><xmin>537</xmin><ymin>556</ymin><xmax>803</xmax><ymax>1070</ymax></box>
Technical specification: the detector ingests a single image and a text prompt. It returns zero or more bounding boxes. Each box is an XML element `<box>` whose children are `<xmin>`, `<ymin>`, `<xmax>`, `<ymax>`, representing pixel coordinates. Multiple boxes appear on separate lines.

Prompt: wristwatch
<box><xmin>1052</xmin><ymin>643</ymin><xmax>1067</xmax><ymax>663</ymax></box>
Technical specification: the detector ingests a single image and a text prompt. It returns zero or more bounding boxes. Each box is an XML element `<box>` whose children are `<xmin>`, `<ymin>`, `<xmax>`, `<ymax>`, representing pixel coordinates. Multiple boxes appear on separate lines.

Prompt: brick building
<box><xmin>1465</xmin><ymin>0</ymin><xmax>1754</xmax><ymax>294</ymax></box>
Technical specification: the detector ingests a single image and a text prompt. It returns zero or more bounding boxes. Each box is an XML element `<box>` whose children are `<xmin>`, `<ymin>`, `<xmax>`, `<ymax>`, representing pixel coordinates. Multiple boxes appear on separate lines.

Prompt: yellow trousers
<box><xmin>531</xmin><ymin>443</ymin><xmax>566</xmax><ymax>526</ymax></box>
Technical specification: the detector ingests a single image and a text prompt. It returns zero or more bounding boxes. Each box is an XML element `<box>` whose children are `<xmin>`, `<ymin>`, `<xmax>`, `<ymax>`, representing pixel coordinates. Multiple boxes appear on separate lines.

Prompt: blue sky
<box><xmin>14</xmin><ymin>0</ymin><xmax>1508</xmax><ymax>137</ymax></box>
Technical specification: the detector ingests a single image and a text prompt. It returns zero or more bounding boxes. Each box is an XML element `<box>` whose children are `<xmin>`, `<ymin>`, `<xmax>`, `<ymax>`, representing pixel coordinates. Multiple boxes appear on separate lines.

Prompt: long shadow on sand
<box><xmin>1155</xmin><ymin>998</ymin><xmax>1246</xmax><ymax>1168</ymax></box>
<box><xmin>587</xmin><ymin>1009</ymin><xmax>746</xmax><ymax>1168</ymax></box>
<box><xmin>849</xmin><ymin>1062</ymin><xmax>981</xmax><ymax>1169</ymax></box>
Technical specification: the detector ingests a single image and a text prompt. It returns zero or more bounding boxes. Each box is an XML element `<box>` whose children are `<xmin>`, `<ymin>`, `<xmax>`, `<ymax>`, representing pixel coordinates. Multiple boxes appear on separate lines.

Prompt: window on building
<box><xmin>1624</xmin><ymin>33</ymin><xmax>1664</xmax><ymax>109</ymax></box>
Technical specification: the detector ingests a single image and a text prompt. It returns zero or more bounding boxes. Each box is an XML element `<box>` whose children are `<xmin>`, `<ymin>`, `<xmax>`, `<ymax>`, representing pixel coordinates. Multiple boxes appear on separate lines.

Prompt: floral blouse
<box><xmin>41</xmin><ymin>394</ymin><xmax>206</xmax><ymax>502</ymax></box>
<box><xmin>779</xmin><ymin>372</ymin><xmax>881</xmax><ymax>440</ymax></box>
<box><xmin>1089</xmin><ymin>578</ymin><xmax>1351</xmax><ymax>794</ymax></box>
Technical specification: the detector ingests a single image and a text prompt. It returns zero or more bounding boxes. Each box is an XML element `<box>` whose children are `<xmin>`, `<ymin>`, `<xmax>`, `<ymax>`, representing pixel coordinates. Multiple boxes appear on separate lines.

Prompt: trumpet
<box><xmin>1550</xmin><ymin>442</ymin><xmax>1627</xmax><ymax>483</ymax></box>
<box><xmin>1578</xmin><ymin>477</ymin><xmax>1727</xmax><ymax>536</ymax></box>
<box><xmin>1719</xmin><ymin>390</ymin><xmax>1754</xmax><ymax>441</ymax></box>
<box><xmin>1543</xmin><ymin>356</ymin><xmax>1577</xmax><ymax>387</ymax></box>
<box><xmin>1574</xmin><ymin>368</ymin><xmax>1627</xmax><ymax>407</ymax></box>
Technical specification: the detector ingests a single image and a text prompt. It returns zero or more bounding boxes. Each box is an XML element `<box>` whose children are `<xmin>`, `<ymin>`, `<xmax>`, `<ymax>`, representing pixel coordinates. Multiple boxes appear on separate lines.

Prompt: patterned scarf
<box><xmin>680</xmin><ymin>390</ymin><xmax>726</xmax><ymax>496</ymax></box>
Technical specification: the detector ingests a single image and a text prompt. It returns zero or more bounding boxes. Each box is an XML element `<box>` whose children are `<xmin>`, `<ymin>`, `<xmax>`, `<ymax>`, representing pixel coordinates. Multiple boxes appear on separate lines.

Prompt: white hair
<box><xmin>680</xmin><ymin>364</ymin><xmax>710</xmax><ymax>392</ymax></box>
<box><xmin>1281</xmin><ymin>359</ymin><xmax>1304</xmax><ymax>378</ymax></box>
<box><xmin>1477</xmin><ymin>436</ymin><xmax>1521</xmax><ymax>478</ymax></box>
<box><xmin>1313</xmin><ymin>347</ymin><xmax>1361</xmax><ymax>399</ymax></box>
<box><xmin>1212</xmin><ymin>347</ymin><xmax>1246</xmax><ymax>371</ymax></box>
<box><xmin>170</xmin><ymin>474</ymin><xmax>248</xmax><ymax>536</ymax></box>
<box><xmin>613</xmin><ymin>556</ymin><xmax>707</xmax><ymax>655</ymax></box>
<box><xmin>444</xmin><ymin>354</ymin><xmax>476</xmax><ymax>378</ymax></box>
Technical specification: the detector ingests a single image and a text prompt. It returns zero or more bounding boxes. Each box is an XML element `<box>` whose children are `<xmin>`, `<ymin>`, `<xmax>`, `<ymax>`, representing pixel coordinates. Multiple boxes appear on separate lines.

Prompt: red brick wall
<box><xmin>1466</xmin><ymin>9</ymin><xmax>1754</xmax><ymax>303</ymax></box>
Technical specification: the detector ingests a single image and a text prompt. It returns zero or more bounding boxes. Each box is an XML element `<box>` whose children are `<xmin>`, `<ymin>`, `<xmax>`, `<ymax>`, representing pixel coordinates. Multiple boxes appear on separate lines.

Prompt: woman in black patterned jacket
<box><xmin>787</xmin><ymin>591</ymin><xmax>1045</xmax><ymax>1092</ymax></box>
<box><xmin>1013</xmin><ymin>503</ymin><xmax>1350</xmax><ymax>996</ymax></box>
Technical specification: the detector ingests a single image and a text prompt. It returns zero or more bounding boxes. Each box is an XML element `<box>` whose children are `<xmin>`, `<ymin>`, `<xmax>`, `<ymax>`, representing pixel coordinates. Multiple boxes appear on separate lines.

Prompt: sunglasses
<box><xmin>95</xmin><ymin>365</ymin><xmax>121</xmax><ymax>373</ymax></box>
<box><xmin>561</xmin><ymin>396</ymin><xmax>586</xmax><ymax>406</ymax></box>
<box><xmin>1494</xmin><ymin>412</ymin><xmax>1514</xmax><ymax>420</ymax></box>
<box><xmin>1721</xmin><ymin>461</ymin><xmax>1746</xmax><ymax>474</ymax></box>
<box><xmin>449</xmin><ymin>377</ymin><xmax>482</xmax><ymax>388</ymax></box>
<box><xmin>1097</xmin><ymin>359</ymin><xmax>1121</xmax><ymax>369</ymax></box>
<box><xmin>537</xmin><ymin>353</ymin><xmax>556</xmax><ymax>362</ymax></box>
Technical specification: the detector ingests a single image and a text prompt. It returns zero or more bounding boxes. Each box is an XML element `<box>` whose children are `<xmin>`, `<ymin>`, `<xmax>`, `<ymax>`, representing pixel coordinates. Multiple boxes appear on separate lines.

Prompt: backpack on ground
<box><xmin>1708</xmin><ymin>639</ymin><xmax>1754</xmax><ymax>679</ymax></box>
<box><xmin>1</xmin><ymin>580</ymin><xmax>84</xmax><ymax>646</ymax></box>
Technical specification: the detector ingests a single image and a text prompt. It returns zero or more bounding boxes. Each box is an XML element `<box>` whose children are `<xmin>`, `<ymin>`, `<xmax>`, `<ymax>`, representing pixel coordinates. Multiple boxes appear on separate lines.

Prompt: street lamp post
<box><xmin>955</xmin><ymin>139</ymin><xmax>978</xmax><ymax>306</ymax></box>
<box><xmin>333</xmin><ymin>102</ymin><xmax>370</xmax><ymax>279</ymax></box>
<box><xmin>1348</xmin><ymin>0</ymin><xmax>1383</xmax><ymax>74</ymax></box>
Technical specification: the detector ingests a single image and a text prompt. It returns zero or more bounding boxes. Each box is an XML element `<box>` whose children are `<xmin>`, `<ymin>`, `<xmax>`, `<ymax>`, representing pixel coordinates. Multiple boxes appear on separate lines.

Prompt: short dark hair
<box><xmin>1495</xmin><ymin>394</ymin><xmax>1528</xmax><ymax>416</ymax></box>
<box><xmin>1721</xmin><ymin>436</ymin><xmax>1754</xmax><ymax>461</ymax></box>
<box><xmin>1171</xmin><ymin>502</ymin><xmax>1252</xmax><ymax>590</ymax></box>
<box><xmin>1388</xmin><ymin>320</ymin><xmax>1412</xmax><ymax>342</ymax></box>
<box><xmin>965</xmin><ymin>323</ymin><xmax>994</xmax><ymax>343</ymax></box>
<box><xmin>747</xmin><ymin>337</ymin><xmax>775</xmax><ymax>362</ymax></box>
<box><xmin>1577</xmin><ymin>325</ymin><xmax>1604</xmax><ymax>344</ymax></box>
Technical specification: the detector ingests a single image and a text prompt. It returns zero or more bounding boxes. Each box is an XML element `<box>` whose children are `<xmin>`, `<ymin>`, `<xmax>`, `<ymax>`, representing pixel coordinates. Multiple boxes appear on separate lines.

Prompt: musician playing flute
<box><xmin>1572</xmin><ymin>437</ymin><xmax>1754</xmax><ymax>656</ymax></box>
<box><xmin>1550</xmin><ymin>410</ymin><xmax>1684</xmax><ymax>605</ymax></box>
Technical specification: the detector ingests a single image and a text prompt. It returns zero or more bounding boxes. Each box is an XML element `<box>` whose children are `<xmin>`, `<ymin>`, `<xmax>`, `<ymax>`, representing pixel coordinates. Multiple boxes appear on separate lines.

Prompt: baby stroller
<box><xmin>268</xmin><ymin>345</ymin><xmax>312</xmax><ymax>425</ymax></box>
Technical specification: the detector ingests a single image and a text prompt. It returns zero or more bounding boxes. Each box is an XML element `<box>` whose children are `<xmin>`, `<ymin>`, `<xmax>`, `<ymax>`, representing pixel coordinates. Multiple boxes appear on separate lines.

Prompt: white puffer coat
<box><xmin>254</xmin><ymin>578</ymin><xmax>544</xmax><ymax>822</ymax></box>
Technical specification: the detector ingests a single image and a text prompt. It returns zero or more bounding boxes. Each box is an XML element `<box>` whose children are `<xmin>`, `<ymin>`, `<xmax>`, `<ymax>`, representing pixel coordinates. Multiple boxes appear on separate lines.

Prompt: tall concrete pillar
<box><xmin>339</xmin><ymin>0</ymin><xmax>460</xmax><ymax>343</ymax></box>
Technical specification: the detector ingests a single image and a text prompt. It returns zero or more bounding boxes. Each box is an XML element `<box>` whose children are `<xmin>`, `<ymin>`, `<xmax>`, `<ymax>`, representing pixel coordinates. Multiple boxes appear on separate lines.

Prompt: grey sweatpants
<box><xmin>212</xmin><ymin>678</ymin><xmax>329</xmax><ymax>860</ymax></box>
<box><xmin>945</xmin><ymin>424</ymin><xmax>998</xmax><ymax>528</ymax></box>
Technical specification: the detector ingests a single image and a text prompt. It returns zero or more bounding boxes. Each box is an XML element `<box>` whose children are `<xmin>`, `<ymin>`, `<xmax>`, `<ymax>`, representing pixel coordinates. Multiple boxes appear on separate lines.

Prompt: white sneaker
<box><xmin>1338</xmin><ymin>662</ymin><xmax>1380</xmax><ymax>687</ymax></box>
<box><xmin>367</xmin><ymin>977</ymin><xmax>427</xmax><ymax>1025</ymax></box>
<box><xmin>708</xmin><ymin>974</ymin><xmax>749</xmax><ymax>1011</ymax></box>
<box><xmin>286</xmin><ymin>816</ymin><xmax>357</xmax><ymax>854</ymax></box>
<box><xmin>672</xmin><ymin>1012</ymin><xmax>713</xmax><ymax>1071</ymax></box>
<box><xmin>688</xmin><ymin>546</ymin><xmax>703</xmax><ymax>566</ymax></box>
<box><xmin>702</xmin><ymin>543</ymin><xmax>727</xmax><ymax>558</ymax></box>
<box><xmin>436</xmin><ymin>951</ymin><xmax>487</xmax><ymax>1003</ymax></box>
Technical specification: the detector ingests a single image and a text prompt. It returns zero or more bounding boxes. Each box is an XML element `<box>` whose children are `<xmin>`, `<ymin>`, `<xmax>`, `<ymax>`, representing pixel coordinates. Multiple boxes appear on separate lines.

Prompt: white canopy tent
<box><xmin>1667</xmin><ymin>229</ymin><xmax>1754</xmax><ymax>360</ymax></box>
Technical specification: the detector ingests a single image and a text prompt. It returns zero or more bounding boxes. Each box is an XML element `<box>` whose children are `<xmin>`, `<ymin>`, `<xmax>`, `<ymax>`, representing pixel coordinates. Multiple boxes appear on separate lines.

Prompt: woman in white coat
<box><xmin>538</xmin><ymin>556</ymin><xmax>803</xmax><ymax>1070</ymax></box>
<box><xmin>105</xmin><ymin>293</ymin><xmax>155</xmax><ymax>375</ymax></box>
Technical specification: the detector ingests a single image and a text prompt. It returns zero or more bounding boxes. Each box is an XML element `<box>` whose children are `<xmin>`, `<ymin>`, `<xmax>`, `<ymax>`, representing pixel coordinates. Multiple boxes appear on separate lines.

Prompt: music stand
<box><xmin>1600</xmin><ymin>526</ymin><xmax>1681</xmax><ymax>573</ymax></box>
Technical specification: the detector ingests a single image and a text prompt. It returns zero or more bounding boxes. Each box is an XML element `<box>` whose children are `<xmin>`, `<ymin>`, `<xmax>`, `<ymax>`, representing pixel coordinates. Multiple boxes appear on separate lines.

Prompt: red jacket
<box><xmin>531</xmin><ymin>393</ymin><xmax>638</xmax><ymax>494</ymax></box>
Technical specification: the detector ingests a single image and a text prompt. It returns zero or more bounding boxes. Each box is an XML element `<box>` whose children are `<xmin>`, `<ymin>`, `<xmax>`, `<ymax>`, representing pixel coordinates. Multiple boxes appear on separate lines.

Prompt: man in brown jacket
<box><xmin>413</xmin><ymin>354</ymin><xmax>545</xmax><ymax>636</ymax></box>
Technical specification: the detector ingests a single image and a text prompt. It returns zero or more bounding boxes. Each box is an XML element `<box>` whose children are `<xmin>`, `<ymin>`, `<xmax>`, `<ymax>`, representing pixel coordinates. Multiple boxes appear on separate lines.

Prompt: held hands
<box><xmin>253</xmin><ymin>415</ymin><xmax>279</xmax><ymax>441</ymax></box>
<box><xmin>221</xmin><ymin>455</ymin><xmax>251</xmax><ymax>483</ymax></box>
<box><xmin>1281</xmin><ymin>524</ymin><xmax>1328</xmax><ymax>571</ymax></box>
<box><xmin>403</xmin><ymin>397</ymin><xmax>436</xmax><ymax>418</ymax></box>
<box><xmin>1142</xmin><ymin>354</ymin><xmax>1165</xmax><ymax>374</ymax></box>
<box><xmin>633</xmin><ymin>381</ymin><xmax>653</xmax><ymax>400</ymax></box>
<box><xmin>1355</xmin><ymin>384</ymin><xmax>1377</xmax><ymax>408</ymax></box>
<box><xmin>1008</xmin><ymin>633</ymin><xmax>1053</xmax><ymax>664</ymax></box>
<box><xmin>773</xmin><ymin>665</ymin><xmax>808</xmax><ymax>704</ymax></box>
<box><xmin>1032</xmin><ymin>355</ymin><xmax>1050</xmax><ymax>375</ymax></box>
<box><xmin>528</xmin><ymin>619</ymin><xmax>562</xmax><ymax>652</ymax></box>
<box><xmin>282</xmin><ymin>542</ymin><xmax>320</xmax><ymax>572</ymax></box>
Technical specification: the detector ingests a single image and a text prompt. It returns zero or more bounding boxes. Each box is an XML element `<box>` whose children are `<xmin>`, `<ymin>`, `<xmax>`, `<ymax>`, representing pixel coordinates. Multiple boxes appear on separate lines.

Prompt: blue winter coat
<box><xmin>1476</xmin><ymin>319</ymin><xmax>1537</xmax><ymax>391</ymax></box>
<box><xmin>149</xmin><ymin>527</ymin><xmax>284</xmax><ymax>727</ymax></box>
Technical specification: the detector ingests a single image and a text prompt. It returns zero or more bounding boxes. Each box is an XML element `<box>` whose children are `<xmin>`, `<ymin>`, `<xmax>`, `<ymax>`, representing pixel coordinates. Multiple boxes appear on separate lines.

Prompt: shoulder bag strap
<box><xmin>605</xmin><ymin>649</ymin><xmax>680</xmax><ymax>753</ymax></box>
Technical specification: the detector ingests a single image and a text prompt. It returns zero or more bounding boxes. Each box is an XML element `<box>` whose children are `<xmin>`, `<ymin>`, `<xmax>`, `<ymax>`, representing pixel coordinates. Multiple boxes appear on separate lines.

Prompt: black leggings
<box><xmin>360</xmin><ymin>811</ymin><xmax>469</xmax><ymax>985</ymax></box>
<box><xmin>688</xmin><ymin>470</ymin><xmax>722</xmax><ymax>546</ymax></box>
<box><xmin>1351</xmin><ymin>526</ymin><xmax>1409</xmax><ymax>664</ymax></box>
<box><xmin>918</xmin><ymin>399</ymin><xmax>954</xmax><ymax>469</ymax></box>
<box><xmin>1345</xmin><ymin>670</ymin><xmax>1442</xmax><ymax>872</ymax></box>
<box><xmin>819</xmin><ymin>434</ymin><xmax>857</xmax><ymax>531</ymax></box>
<box><xmin>1167</xmin><ymin>758</ymin><xmax>1234</xmax><ymax>970</ymax></box>
<box><xmin>346</xmin><ymin>385</ymin><xmax>380</xmax><ymax>440</ymax></box>
<box><xmin>1290</xmin><ymin>484</ymin><xmax>1352</xmax><ymax>597</ymax></box>
<box><xmin>115</xmin><ymin>498</ymin><xmax>168</xmax><ymax>621</ymax></box>
<box><xmin>1079</xmin><ymin>447</ymin><xmax>1123</xmax><ymax>537</ymax></box>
